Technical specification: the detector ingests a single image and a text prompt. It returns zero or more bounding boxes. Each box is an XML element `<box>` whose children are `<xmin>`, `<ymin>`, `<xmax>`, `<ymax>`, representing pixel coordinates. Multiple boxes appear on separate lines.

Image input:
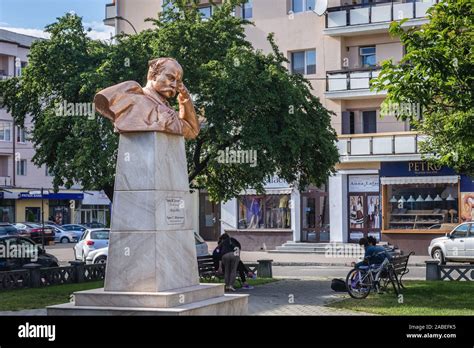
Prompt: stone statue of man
<box><xmin>94</xmin><ymin>57</ymin><xmax>200</xmax><ymax>139</ymax></box>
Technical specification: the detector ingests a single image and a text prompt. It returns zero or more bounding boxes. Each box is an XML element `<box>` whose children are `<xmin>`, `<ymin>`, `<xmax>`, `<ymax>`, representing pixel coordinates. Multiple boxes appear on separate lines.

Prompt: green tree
<box><xmin>0</xmin><ymin>0</ymin><xmax>338</xmax><ymax>202</ymax></box>
<box><xmin>372</xmin><ymin>0</ymin><xmax>473</xmax><ymax>175</ymax></box>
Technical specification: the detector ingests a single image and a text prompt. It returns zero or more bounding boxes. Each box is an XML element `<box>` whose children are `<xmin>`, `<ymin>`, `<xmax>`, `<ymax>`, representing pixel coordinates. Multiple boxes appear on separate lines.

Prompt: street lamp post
<box><xmin>115</xmin><ymin>16</ymin><xmax>138</xmax><ymax>34</ymax></box>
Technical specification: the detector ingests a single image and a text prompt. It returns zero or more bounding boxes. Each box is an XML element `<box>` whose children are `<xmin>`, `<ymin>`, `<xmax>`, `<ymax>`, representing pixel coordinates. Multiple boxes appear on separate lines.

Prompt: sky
<box><xmin>0</xmin><ymin>0</ymin><xmax>114</xmax><ymax>40</ymax></box>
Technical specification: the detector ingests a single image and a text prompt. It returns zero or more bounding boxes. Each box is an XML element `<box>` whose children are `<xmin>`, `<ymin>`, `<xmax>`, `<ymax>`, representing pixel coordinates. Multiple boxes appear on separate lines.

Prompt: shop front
<box><xmin>347</xmin><ymin>174</ymin><xmax>381</xmax><ymax>243</ymax></box>
<box><xmin>301</xmin><ymin>185</ymin><xmax>330</xmax><ymax>242</ymax></box>
<box><xmin>0</xmin><ymin>190</ymin><xmax>15</xmax><ymax>222</ymax></box>
<box><xmin>221</xmin><ymin>176</ymin><xmax>298</xmax><ymax>251</ymax></box>
<box><xmin>380</xmin><ymin>161</ymin><xmax>472</xmax><ymax>255</ymax></box>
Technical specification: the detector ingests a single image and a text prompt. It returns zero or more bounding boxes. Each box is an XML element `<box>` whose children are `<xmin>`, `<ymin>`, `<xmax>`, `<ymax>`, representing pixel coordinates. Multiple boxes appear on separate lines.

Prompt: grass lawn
<box><xmin>0</xmin><ymin>277</ymin><xmax>277</xmax><ymax>312</ymax></box>
<box><xmin>0</xmin><ymin>281</ymin><xmax>104</xmax><ymax>312</ymax></box>
<box><xmin>328</xmin><ymin>280</ymin><xmax>474</xmax><ymax>315</ymax></box>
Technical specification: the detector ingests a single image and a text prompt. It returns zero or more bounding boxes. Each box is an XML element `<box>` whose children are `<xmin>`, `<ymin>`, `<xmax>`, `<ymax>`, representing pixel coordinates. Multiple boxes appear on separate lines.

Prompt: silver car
<box><xmin>85</xmin><ymin>232</ymin><xmax>209</xmax><ymax>264</ymax></box>
<box><xmin>74</xmin><ymin>228</ymin><xmax>110</xmax><ymax>261</ymax></box>
<box><xmin>428</xmin><ymin>222</ymin><xmax>474</xmax><ymax>264</ymax></box>
<box><xmin>47</xmin><ymin>225</ymin><xmax>77</xmax><ymax>244</ymax></box>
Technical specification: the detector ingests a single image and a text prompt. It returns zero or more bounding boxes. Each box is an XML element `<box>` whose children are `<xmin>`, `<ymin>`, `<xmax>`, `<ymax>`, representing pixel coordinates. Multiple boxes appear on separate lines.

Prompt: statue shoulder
<box><xmin>94</xmin><ymin>81</ymin><xmax>145</xmax><ymax>120</ymax></box>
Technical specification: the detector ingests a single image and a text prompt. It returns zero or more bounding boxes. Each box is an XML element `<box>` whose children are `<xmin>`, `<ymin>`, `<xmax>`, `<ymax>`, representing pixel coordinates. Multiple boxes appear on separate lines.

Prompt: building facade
<box><xmin>104</xmin><ymin>0</ymin><xmax>473</xmax><ymax>254</ymax></box>
<box><xmin>0</xmin><ymin>29</ymin><xmax>111</xmax><ymax>227</ymax></box>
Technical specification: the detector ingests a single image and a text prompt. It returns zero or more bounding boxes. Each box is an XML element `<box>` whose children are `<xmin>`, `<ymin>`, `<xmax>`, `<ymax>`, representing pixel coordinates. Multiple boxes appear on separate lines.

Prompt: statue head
<box><xmin>147</xmin><ymin>58</ymin><xmax>184</xmax><ymax>99</ymax></box>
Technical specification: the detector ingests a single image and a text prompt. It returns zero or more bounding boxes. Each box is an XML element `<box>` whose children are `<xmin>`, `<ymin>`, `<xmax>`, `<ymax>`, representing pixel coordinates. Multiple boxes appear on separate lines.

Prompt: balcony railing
<box><xmin>338</xmin><ymin>132</ymin><xmax>423</xmax><ymax>158</ymax></box>
<box><xmin>0</xmin><ymin>176</ymin><xmax>11</xmax><ymax>187</ymax></box>
<box><xmin>104</xmin><ymin>3</ymin><xmax>116</xmax><ymax>26</ymax></box>
<box><xmin>326</xmin><ymin>0</ymin><xmax>438</xmax><ymax>29</ymax></box>
<box><xmin>326</xmin><ymin>67</ymin><xmax>381</xmax><ymax>92</ymax></box>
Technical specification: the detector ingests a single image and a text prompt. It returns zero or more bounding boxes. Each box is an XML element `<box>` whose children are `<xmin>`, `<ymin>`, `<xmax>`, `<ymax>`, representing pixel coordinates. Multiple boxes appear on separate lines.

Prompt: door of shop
<box><xmin>348</xmin><ymin>192</ymin><xmax>381</xmax><ymax>242</ymax></box>
<box><xmin>301</xmin><ymin>191</ymin><xmax>330</xmax><ymax>242</ymax></box>
<box><xmin>199</xmin><ymin>192</ymin><xmax>221</xmax><ymax>241</ymax></box>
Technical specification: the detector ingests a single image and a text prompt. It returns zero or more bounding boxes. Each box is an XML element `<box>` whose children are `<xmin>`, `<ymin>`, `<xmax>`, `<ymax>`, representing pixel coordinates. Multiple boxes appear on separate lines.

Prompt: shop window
<box><xmin>238</xmin><ymin>195</ymin><xmax>291</xmax><ymax>229</ymax></box>
<box><xmin>0</xmin><ymin>200</ymin><xmax>15</xmax><ymax>222</ymax></box>
<box><xmin>385</xmin><ymin>183</ymin><xmax>458</xmax><ymax>231</ymax></box>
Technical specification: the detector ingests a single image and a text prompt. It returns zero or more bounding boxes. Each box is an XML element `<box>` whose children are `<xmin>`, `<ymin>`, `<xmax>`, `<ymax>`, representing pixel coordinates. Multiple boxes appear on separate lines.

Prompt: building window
<box><xmin>362</xmin><ymin>110</ymin><xmax>377</xmax><ymax>134</ymax></box>
<box><xmin>385</xmin><ymin>183</ymin><xmax>459</xmax><ymax>232</ymax></box>
<box><xmin>291</xmin><ymin>0</ymin><xmax>315</xmax><ymax>13</ymax></box>
<box><xmin>291</xmin><ymin>50</ymin><xmax>316</xmax><ymax>75</ymax></box>
<box><xmin>45</xmin><ymin>165</ymin><xmax>53</xmax><ymax>176</ymax></box>
<box><xmin>360</xmin><ymin>46</ymin><xmax>376</xmax><ymax>68</ymax></box>
<box><xmin>0</xmin><ymin>121</ymin><xmax>12</xmax><ymax>142</ymax></box>
<box><xmin>16</xmin><ymin>159</ymin><xmax>27</xmax><ymax>176</ymax></box>
<box><xmin>17</xmin><ymin>126</ymin><xmax>26</xmax><ymax>143</ymax></box>
<box><xmin>198</xmin><ymin>6</ymin><xmax>212</xmax><ymax>19</ymax></box>
<box><xmin>238</xmin><ymin>195</ymin><xmax>291</xmax><ymax>229</ymax></box>
<box><xmin>242</xmin><ymin>0</ymin><xmax>253</xmax><ymax>19</ymax></box>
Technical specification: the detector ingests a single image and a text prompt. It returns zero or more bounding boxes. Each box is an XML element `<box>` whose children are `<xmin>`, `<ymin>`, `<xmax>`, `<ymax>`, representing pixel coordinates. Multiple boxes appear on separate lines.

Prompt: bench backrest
<box><xmin>197</xmin><ymin>255</ymin><xmax>215</xmax><ymax>277</ymax></box>
<box><xmin>391</xmin><ymin>253</ymin><xmax>412</xmax><ymax>273</ymax></box>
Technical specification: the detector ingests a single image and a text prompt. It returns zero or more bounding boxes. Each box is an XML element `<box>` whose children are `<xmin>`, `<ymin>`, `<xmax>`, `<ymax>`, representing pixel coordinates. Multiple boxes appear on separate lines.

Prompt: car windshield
<box><xmin>0</xmin><ymin>225</ymin><xmax>17</xmax><ymax>235</ymax></box>
<box><xmin>90</xmin><ymin>230</ymin><xmax>109</xmax><ymax>240</ymax></box>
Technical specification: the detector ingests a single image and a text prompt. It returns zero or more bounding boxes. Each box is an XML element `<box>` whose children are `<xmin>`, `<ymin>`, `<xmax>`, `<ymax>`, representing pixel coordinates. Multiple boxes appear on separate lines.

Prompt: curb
<box><xmin>271</xmin><ymin>262</ymin><xmax>426</xmax><ymax>267</ymax></box>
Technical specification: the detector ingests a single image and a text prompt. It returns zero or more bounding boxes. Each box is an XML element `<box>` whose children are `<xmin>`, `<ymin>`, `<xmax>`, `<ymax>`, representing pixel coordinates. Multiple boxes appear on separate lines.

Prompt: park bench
<box><xmin>197</xmin><ymin>255</ymin><xmax>272</xmax><ymax>284</ymax></box>
<box><xmin>389</xmin><ymin>252</ymin><xmax>414</xmax><ymax>289</ymax></box>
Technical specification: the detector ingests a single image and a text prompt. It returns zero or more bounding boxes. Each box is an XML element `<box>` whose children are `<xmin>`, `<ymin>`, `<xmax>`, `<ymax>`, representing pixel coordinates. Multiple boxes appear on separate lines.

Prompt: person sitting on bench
<box><xmin>355</xmin><ymin>236</ymin><xmax>391</xmax><ymax>268</ymax></box>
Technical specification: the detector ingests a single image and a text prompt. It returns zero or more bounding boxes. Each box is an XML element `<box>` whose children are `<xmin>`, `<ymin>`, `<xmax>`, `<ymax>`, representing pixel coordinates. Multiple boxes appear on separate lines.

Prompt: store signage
<box><xmin>380</xmin><ymin>161</ymin><xmax>456</xmax><ymax>177</ymax></box>
<box><xmin>349</xmin><ymin>175</ymin><xmax>379</xmax><ymax>193</ymax></box>
<box><xmin>408</xmin><ymin>161</ymin><xmax>442</xmax><ymax>174</ymax></box>
<box><xmin>166</xmin><ymin>197</ymin><xmax>185</xmax><ymax>225</ymax></box>
<box><xmin>19</xmin><ymin>192</ymin><xmax>84</xmax><ymax>200</ymax></box>
<box><xmin>264</xmin><ymin>175</ymin><xmax>289</xmax><ymax>189</ymax></box>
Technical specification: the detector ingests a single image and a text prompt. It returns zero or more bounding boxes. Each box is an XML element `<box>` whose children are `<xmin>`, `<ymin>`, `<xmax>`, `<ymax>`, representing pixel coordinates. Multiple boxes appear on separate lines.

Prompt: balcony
<box><xmin>337</xmin><ymin>131</ymin><xmax>424</xmax><ymax>163</ymax></box>
<box><xmin>104</xmin><ymin>2</ymin><xmax>116</xmax><ymax>26</ymax></box>
<box><xmin>0</xmin><ymin>176</ymin><xmax>11</xmax><ymax>187</ymax></box>
<box><xmin>325</xmin><ymin>67</ymin><xmax>386</xmax><ymax>100</ymax></box>
<box><xmin>325</xmin><ymin>0</ymin><xmax>438</xmax><ymax>36</ymax></box>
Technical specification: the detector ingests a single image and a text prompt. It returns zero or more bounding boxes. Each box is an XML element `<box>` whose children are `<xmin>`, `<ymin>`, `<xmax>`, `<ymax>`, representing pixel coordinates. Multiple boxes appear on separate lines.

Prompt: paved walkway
<box><xmin>245</xmin><ymin>278</ymin><xmax>370</xmax><ymax>315</ymax></box>
<box><xmin>0</xmin><ymin>278</ymin><xmax>368</xmax><ymax>316</ymax></box>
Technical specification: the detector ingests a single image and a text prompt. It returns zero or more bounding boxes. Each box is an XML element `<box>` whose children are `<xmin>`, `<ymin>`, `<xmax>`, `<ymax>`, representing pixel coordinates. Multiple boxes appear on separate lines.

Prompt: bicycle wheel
<box><xmin>346</xmin><ymin>268</ymin><xmax>371</xmax><ymax>299</ymax></box>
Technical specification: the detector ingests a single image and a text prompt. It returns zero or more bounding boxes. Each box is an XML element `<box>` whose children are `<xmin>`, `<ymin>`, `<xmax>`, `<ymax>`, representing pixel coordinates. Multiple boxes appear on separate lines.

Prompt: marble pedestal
<box><xmin>47</xmin><ymin>132</ymin><xmax>247</xmax><ymax>315</ymax></box>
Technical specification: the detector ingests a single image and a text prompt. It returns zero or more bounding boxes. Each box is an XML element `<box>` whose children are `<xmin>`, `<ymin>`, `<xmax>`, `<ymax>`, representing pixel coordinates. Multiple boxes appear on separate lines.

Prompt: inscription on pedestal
<box><xmin>166</xmin><ymin>197</ymin><xmax>185</xmax><ymax>225</ymax></box>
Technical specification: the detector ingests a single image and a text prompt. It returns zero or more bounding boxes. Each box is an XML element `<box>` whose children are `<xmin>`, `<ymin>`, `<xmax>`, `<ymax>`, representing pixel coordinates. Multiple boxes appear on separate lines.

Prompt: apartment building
<box><xmin>0</xmin><ymin>29</ymin><xmax>111</xmax><ymax>226</ymax></box>
<box><xmin>104</xmin><ymin>0</ymin><xmax>473</xmax><ymax>254</ymax></box>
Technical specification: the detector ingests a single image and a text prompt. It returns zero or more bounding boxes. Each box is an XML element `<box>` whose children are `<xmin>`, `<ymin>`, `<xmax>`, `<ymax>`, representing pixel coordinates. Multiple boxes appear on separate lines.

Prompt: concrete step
<box><xmin>47</xmin><ymin>293</ymin><xmax>248</xmax><ymax>316</ymax></box>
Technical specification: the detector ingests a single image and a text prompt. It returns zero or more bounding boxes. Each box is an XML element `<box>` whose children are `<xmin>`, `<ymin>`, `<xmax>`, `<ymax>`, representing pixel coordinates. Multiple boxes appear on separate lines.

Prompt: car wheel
<box><xmin>60</xmin><ymin>237</ymin><xmax>69</xmax><ymax>244</ymax></box>
<box><xmin>432</xmin><ymin>248</ymin><xmax>445</xmax><ymax>265</ymax></box>
<box><xmin>94</xmin><ymin>256</ymin><xmax>107</xmax><ymax>264</ymax></box>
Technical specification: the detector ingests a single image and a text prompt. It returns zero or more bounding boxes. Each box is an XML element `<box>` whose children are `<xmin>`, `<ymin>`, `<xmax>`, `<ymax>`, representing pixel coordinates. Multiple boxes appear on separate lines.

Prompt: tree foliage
<box><xmin>372</xmin><ymin>0</ymin><xmax>473</xmax><ymax>175</ymax></box>
<box><xmin>0</xmin><ymin>0</ymin><xmax>338</xmax><ymax>201</ymax></box>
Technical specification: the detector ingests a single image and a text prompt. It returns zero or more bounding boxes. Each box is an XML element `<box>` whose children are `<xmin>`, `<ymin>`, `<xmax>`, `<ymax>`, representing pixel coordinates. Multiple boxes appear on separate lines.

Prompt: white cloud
<box><xmin>0</xmin><ymin>22</ymin><xmax>115</xmax><ymax>42</ymax></box>
<box><xmin>0</xmin><ymin>26</ymin><xmax>50</xmax><ymax>39</ymax></box>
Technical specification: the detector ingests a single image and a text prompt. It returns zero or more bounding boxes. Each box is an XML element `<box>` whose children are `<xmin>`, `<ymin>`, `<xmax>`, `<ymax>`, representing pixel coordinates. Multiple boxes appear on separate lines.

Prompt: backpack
<box><xmin>331</xmin><ymin>278</ymin><xmax>347</xmax><ymax>292</ymax></box>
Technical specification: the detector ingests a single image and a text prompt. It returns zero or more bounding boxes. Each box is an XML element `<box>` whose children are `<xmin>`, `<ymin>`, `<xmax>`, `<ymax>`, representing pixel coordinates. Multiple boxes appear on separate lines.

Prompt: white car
<box><xmin>428</xmin><ymin>222</ymin><xmax>474</xmax><ymax>264</ymax></box>
<box><xmin>74</xmin><ymin>228</ymin><xmax>110</xmax><ymax>261</ymax></box>
<box><xmin>85</xmin><ymin>232</ymin><xmax>209</xmax><ymax>264</ymax></box>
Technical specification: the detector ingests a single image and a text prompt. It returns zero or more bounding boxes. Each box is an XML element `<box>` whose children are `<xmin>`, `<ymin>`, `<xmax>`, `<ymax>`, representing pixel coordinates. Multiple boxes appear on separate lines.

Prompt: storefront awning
<box><xmin>381</xmin><ymin>175</ymin><xmax>459</xmax><ymax>185</ymax></box>
<box><xmin>241</xmin><ymin>188</ymin><xmax>293</xmax><ymax>195</ymax></box>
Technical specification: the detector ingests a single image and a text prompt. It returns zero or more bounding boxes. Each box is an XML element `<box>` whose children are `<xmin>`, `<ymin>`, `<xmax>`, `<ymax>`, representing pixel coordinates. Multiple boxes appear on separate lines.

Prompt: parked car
<box><xmin>13</xmin><ymin>223</ymin><xmax>55</xmax><ymax>244</ymax></box>
<box><xmin>85</xmin><ymin>232</ymin><xmax>209</xmax><ymax>264</ymax></box>
<box><xmin>61</xmin><ymin>224</ymin><xmax>87</xmax><ymax>240</ymax></box>
<box><xmin>46</xmin><ymin>224</ymin><xmax>77</xmax><ymax>244</ymax></box>
<box><xmin>428</xmin><ymin>222</ymin><xmax>474</xmax><ymax>264</ymax></box>
<box><xmin>74</xmin><ymin>228</ymin><xmax>110</xmax><ymax>261</ymax></box>
<box><xmin>0</xmin><ymin>223</ymin><xmax>21</xmax><ymax>236</ymax></box>
<box><xmin>0</xmin><ymin>235</ymin><xmax>59</xmax><ymax>271</ymax></box>
<box><xmin>82</xmin><ymin>222</ymin><xmax>106</xmax><ymax>229</ymax></box>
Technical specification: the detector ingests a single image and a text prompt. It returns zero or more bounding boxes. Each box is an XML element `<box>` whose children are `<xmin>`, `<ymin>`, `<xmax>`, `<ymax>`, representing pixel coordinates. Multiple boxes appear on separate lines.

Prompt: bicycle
<box><xmin>345</xmin><ymin>258</ymin><xmax>400</xmax><ymax>299</ymax></box>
